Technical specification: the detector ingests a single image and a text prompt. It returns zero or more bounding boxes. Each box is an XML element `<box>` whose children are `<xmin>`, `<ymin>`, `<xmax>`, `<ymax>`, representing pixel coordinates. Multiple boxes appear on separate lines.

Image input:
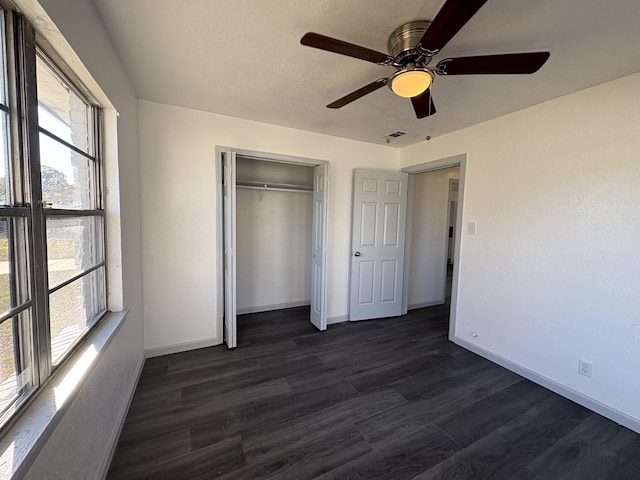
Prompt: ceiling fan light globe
<box><xmin>391</xmin><ymin>70</ymin><xmax>433</xmax><ymax>98</ymax></box>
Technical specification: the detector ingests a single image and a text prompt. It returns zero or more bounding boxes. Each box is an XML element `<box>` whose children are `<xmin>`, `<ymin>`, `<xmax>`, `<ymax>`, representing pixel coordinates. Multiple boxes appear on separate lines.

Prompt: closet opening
<box><xmin>217</xmin><ymin>149</ymin><xmax>328</xmax><ymax>348</ymax></box>
<box><xmin>236</xmin><ymin>157</ymin><xmax>313</xmax><ymax>328</ymax></box>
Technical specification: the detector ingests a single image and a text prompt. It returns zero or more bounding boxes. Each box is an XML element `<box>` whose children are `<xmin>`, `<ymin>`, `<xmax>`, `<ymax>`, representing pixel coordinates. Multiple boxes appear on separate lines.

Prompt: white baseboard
<box><xmin>408</xmin><ymin>299</ymin><xmax>445</xmax><ymax>310</ymax></box>
<box><xmin>99</xmin><ymin>351</ymin><xmax>145</xmax><ymax>479</ymax></box>
<box><xmin>327</xmin><ymin>314</ymin><xmax>348</xmax><ymax>325</ymax></box>
<box><xmin>453</xmin><ymin>336</ymin><xmax>640</xmax><ymax>435</ymax></box>
<box><xmin>237</xmin><ymin>300</ymin><xmax>310</xmax><ymax>315</ymax></box>
<box><xmin>145</xmin><ymin>337</ymin><xmax>222</xmax><ymax>358</ymax></box>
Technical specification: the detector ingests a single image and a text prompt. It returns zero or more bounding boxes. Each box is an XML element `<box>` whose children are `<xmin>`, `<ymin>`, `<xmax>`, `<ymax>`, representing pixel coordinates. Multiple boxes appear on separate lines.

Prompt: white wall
<box><xmin>407</xmin><ymin>167</ymin><xmax>459</xmax><ymax>308</ymax></box>
<box><xmin>139</xmin><ymin>100</ymin><xmax>399</xmax><ymax>351</ymax></box>
<box><xmin>400</xmin><ymin>72</ymin><xmax>640</xmax><ymax>428</ymax></box>
<box><xmin>236</xmin><ymin>188</ymin><xmax>312</xmax><ymax>312</ymax></box>
<box><xmin>18</xmin><ymin>0</ymin><xmax>144</xmax><ymax>476</ymax></box>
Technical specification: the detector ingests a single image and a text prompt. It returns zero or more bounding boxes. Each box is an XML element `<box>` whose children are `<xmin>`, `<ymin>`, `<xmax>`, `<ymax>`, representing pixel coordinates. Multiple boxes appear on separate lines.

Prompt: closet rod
<box><xmin>236</xmin><ymin>180</ymin><xmax>312</xmax><ymax>193</ymax></box>
<box><xmin>237</xmin><ymin>185</ymin><xmax>312</xmax><ymax>194</ymax></box>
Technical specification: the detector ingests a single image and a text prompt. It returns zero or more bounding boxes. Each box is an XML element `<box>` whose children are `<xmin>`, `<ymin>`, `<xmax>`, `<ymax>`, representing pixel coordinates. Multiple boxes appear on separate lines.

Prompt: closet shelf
<box><xmin>236</xmin><ymin>180</ymin><xmax>313</xmax><ymax>193</ymax></box>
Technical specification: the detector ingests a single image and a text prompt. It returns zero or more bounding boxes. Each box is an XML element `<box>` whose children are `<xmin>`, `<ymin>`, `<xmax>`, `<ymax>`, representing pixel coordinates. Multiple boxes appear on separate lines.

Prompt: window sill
<box><xmin>0</xmin><ymin>310</ymin><xmax>128</xmax><ymax>479</ymax></box>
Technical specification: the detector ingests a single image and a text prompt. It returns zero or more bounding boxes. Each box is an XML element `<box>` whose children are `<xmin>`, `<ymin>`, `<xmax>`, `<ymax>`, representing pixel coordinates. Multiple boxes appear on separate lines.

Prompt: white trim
<box><xmin>408</xmin><ymin>300</ymin><xmax>445</xmax><ymax>310</ymax></box>
<box><xmin>98</xmin><ymin>351</ymin><xmax>145</xmax><ymax>479</ymax></box>
<box><xmin>327</xmin><ymin>314</ymin><xmax>348</xmax><ymax>325</ymax></box>
<box><xmin>401</xmin><ymin>153</ymin><xmax>466</xmax><ymax>174</ymax></box>
<box><xmin>401</xmin><ymin>174</ymin><xmax>414</xmax><ymax>315</ymax></box>
<box><xmin>453</xmin><ymin>337</ymin><xmax>640</xmax><ymax>434</ymax></box>
<box><xmin>219</xmin><ymin>146</ymin><xmax>327</xmax><ymax>167</ymax></box>
<box><xmin>0</xmin><ymin>311</ymin><xmax>129</xmax><ymax>479</ymax></box>
<box><xmin>145</xmin><ymin>337</ymin><xmax>221</xmax><ymax>358</ymax></box>
<box><xmin>215</xmin><ymin>154</ymin><xmax>224</xmax><ymax>344</ymax></box>
<box><xmin>237</xmin><ymin>301</ymin><xmax>310</xmax><ymax>315</ymax></box>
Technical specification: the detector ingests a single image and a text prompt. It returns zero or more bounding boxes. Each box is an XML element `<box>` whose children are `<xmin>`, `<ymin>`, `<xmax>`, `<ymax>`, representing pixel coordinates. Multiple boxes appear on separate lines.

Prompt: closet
<box><xmin>221</xmin><ymin>151</ymin><xmax>328</xmax><ymax>348</ymax></box>
<box><xmin>235</xmin><ymin>156</ymin><xmax>314</xmax><ymax>314</ymax></box>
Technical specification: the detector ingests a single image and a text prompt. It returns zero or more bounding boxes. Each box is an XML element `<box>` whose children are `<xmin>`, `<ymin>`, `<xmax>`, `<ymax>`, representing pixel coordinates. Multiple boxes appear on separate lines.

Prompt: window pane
<box><xmin>0</xmin><ymin>10</ymin><xmax>6</xmax><ymax>107</ymax></box>
<box><xmin>0</xmin><ymin>217</ymin><xmax>30</xmax><ymax>316</ymax></box>
<box><xmin>36</xmin><ymin>54</ymin><xmax>92</xmax><ymax>155</ymax></box>
<box><xmin>50</xmin><ymin>266</ymin><xmax>105</xmax><ymax>365</ymax></box>
<box><xmin>47</xmin><ymin>216</ymin><xmax>103</xmax><ymax>289</ymax></box>
<box><xmin>39</xmin><ymin>133</ymin><xmax>96</xmax><ymax>209</ymax></box>
<box><xmin>0</xmin><ymin>312</ymin><xmax>34</xmax><ymax>417</ymax></box>
<box><xmin>0</xmin><ymin>112</ymin><xmax>9</xmax><ymax>206</ymax></box>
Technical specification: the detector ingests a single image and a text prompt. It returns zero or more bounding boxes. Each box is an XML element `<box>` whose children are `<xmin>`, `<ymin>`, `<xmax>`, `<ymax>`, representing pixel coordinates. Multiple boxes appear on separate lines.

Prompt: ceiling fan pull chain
<box><xmin>386</xmin><ymin>88</ymin><xmax>392</xmax><ymax>144</ymax></box>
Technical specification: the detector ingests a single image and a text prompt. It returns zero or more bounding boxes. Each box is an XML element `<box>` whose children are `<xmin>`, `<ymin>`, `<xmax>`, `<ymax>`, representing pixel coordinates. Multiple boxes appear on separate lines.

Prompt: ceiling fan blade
<box><xmin>436</xmin><ymin>52</ymin><xmax>550</xmax><ymax>75</ymax></box>
<box><xmin>301</xmin><ymin>32</ymin><xmax>389</xmax><ymax>64</ymax></box>
<box><xmin>411</xmin><ymin>88</ymin><xmax>436</xmax><ymax>119</ymax></box>
<box><xmin>327</xmin><ymin>79</ymin><xmax>388</xmax><ymax>109</ymax></box>
<box><xmin>419</xmin><ymin>0</ymin><xmax>488</xmax><ymax>53</ymax></box>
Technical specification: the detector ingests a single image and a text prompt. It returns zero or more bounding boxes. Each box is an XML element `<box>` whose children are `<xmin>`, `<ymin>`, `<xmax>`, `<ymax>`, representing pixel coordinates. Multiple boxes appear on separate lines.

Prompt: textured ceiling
<box><xmin>91</xmin><ymin>0</ymin><xmax>640</xmax><ymax>148</ymax></box>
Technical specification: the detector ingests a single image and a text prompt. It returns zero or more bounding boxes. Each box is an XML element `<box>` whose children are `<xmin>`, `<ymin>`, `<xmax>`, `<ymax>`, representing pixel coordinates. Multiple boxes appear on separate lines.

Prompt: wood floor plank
<box><xmin>318</xmin><ymin>423</ymin><xmax>460</xmax><ymax>480</ymax></box>
<box><xmin>107</xmin><ymin>426</ymin><xmax>189</xmax><ymax>476</ymax></box>
<box><xmin>346</xmin><ymin>350</ymin><xmax>457</xmax><ymax>394</ymax></box>
<box><xmin>189</xmin><ymin>380</ymin><xmax>358</xmax><ymax>451</ymax></box>
<box><xmin>119</xmin><ymin>378</ymin><xmax>292</xmax><ymax>443</ymax></box>
<box><xmin>416</xmin><ymin>395</ymin><xmax>592</xmax><ymax>479</ymax></box>
<box><xmin>137</xmin><ymin>356</ymin><xmax>260</xmax><ymax>395</ymax></box>
<box><xmin>166</xmin><ymin>340</ymin><xmax>298</xmax><ymax>375</ymax></box>
<box><xmin>218</xmin><ymin>427</ymin><xmax>372</xmax><ymax>480</ymax></box>
<box><xmin>527</xmin><ymin>413</ymin><xmax>640</xmax><ymax>479</ymax></box>
<box><xmin>388</xmin><ymin>354</ymin><xmax>502</xmax><ymax>401</ymax></box>
<box><xmin>109</xmin><ymin>435</ymin><xmax>245</xmax><ymax>480</ymax></box>
<box><xmin>242</xmin><ymin>389</ymin><xmax>408</xmax><ymax>463</ymax></box>
<box><xmin>286</xmin><ymin>353</ymin><xmax>405</xmax><ymax>394</ymax></box>
<box><xmin>604</xmin><ymin>436</ymin><xmax>640</xmax><ymax>480</ymax></box>
<box><xmin>316</xmin><ymin>343</ymin><xmax>405</xmax><ymax>367</ymax></box>
<box><xmin>180</xmin><ymin>353</ymin><xmax>321</xmax><ymax>402</ymax></box>
<box><xmin>436</xmin><ymin>378</ymin><xmax>555</xmax><ymax>448</ymax></box>
<box><xmin>356</xmin><ymin>367</ymin><xmax>523</xmax><ymax>450</ymax></box>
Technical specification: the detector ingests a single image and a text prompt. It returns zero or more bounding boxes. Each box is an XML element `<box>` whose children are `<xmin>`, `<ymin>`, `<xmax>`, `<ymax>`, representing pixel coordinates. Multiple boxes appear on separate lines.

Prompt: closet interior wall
<box><xmin>235</xmin><ymin>157</ymin><xmax>314</xmax><ymax>314</ymax></box>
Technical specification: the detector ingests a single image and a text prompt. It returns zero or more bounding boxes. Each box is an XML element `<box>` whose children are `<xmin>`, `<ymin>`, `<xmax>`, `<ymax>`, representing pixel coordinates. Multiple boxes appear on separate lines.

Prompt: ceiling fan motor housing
<box><xmin>387</xmin><ymin>21</ymin><xmax>431</xmax><ymax>64</ymax></box>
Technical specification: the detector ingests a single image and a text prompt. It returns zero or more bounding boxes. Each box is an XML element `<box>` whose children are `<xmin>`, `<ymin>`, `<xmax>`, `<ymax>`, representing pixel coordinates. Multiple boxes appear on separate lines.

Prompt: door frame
<box><xmin>401</xmin><ymin>153</ymin><xmax>467</xmax><ymax>341</ymax></box>
<box><xmin>447</xmin><ymin>178</ymin><xmax>459</xmax><ymax>265</ymax></box>
<box><xmin>215</xmin><ymin>146</ymin><xmax>330</xmax><ymax>343</ymax></box>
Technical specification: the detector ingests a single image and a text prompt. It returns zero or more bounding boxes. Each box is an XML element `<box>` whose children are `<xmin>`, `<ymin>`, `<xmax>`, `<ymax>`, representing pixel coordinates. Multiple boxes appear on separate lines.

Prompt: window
<box><xmin>0</xmin><ymin>8</ymin><xmax>106</xmax><ymax>427</ymax></box>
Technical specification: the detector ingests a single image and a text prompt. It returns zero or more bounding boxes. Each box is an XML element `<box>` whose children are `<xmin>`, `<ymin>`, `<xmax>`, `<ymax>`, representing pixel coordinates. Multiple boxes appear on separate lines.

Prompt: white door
<box><xmin>310</xmin><ymin>163</ymin><xmax>328</xmax><ymax>330</ymax></box>
<box><xmin>349</xmin><ymin>169</ymin><xmax>408</xmax><ymax>321</ymax></box>
<box><xmin>222</xmin><ymin>151</ymin><xmax>237</xmax><ymax>348</ymax></box>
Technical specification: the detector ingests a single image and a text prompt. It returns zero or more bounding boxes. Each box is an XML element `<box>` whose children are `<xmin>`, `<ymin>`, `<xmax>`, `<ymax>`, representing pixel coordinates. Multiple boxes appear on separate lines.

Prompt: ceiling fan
<box><xmin>300</xmin><ymin>0</ymin><xmax>550</xmax><ymax>118</ymax></box>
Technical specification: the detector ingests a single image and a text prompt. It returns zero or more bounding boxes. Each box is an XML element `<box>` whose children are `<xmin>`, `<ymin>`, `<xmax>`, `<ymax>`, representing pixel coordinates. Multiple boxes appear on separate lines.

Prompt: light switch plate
<box><xmin>468</xmin><ymin>222</ymin><xmax>477</xmax><ymax>235</ymax></box>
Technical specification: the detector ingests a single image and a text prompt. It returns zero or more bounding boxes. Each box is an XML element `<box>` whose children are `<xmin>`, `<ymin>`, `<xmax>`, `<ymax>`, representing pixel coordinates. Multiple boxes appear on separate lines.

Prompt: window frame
<box><xmin>0</xmin><ymin>6</ymin><xmax>109</xmax><ymax>430</ymax></box>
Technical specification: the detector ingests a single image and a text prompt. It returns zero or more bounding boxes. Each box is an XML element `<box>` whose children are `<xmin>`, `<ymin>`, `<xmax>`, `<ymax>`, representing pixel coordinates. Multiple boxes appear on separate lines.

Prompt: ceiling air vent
<box><xmin>385</xmin><ymin>130</ymin><xmax>408</xmax><ymax>138</ymax></box>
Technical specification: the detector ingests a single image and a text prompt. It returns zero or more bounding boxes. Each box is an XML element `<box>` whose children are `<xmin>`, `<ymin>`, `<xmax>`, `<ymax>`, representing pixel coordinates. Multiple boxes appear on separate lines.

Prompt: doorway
<box><xmin>216</xmin><ymin>149</ymin><xmax>329</xmax><ymax>348</ymax></box>
<box><xmin>401</xmin><ymin>154</ymin><xmax>466</xmax><ymax>340</ymax></box>
<box><xmin>405</xmin><ymin>166</ymin><xmax>459</xmax><ymax>309</ymax></box>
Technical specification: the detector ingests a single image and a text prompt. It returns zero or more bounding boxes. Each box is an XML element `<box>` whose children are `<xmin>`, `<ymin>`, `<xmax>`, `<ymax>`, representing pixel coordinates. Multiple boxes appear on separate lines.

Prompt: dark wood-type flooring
<box><xmin>108</xmin><ymin>303</ymin><xmax>640</xmax><ymax>479</ymax></box>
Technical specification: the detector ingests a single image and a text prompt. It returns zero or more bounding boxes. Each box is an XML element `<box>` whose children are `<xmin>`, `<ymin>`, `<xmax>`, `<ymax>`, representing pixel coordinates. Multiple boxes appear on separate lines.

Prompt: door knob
<box><xmin>354</xmin><ymin>251</ymin><xmax>361</xmax><ymax>257</ymax></box>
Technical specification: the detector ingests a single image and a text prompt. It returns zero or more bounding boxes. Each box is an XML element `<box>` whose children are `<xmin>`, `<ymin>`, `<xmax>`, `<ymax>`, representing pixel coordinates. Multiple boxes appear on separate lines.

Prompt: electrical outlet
<box><xmin>579</xmin><ymin>359</ymin><xmax>593</xmax><ymax>378</ymax></box>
